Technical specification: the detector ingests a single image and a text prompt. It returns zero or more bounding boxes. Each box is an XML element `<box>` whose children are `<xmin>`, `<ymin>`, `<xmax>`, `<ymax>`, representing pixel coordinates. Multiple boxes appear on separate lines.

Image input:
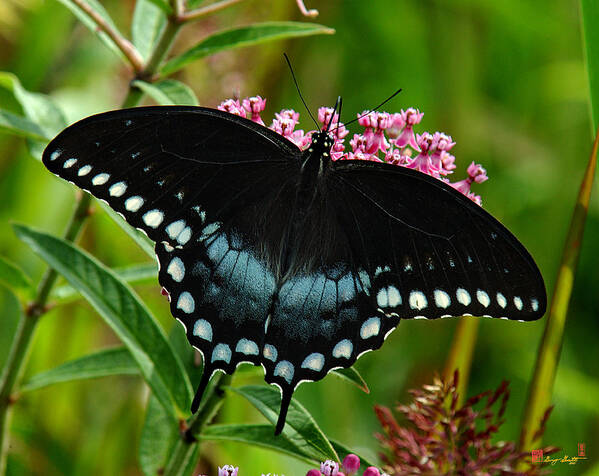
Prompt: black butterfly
<box><xmin>42</xmin><ymin>105</ymin><xmax>546</xmax><ymax>434</ymax></box>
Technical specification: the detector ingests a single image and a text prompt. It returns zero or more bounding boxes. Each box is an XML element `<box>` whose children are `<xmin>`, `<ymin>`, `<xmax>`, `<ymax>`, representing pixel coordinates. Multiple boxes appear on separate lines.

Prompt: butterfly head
<box><xmin>307</xmin><ymin>130</ymin><xmax>334</xmax><ymax>159</ymax></box>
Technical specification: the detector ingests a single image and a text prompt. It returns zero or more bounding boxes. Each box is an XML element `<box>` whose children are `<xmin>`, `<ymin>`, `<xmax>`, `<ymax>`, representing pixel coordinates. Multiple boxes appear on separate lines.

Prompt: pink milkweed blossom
<box><xmin>242</xmin><ymin>96</ymin><xmax>266</xmax><ymax>125</ymax></box>
<box><xmin>320</xmin><ymin>460</ymin><xmax>339</xmax><ymax>476</ymax></box>
<box><xmin>218</xmin><ymin>465</ymin><xmax>239</xmax><ymax>476</ymax></box>
<box><xmin>218</xmin><ymin>95</ymin><xmax>488</xmax><ymax>205</ymax></box>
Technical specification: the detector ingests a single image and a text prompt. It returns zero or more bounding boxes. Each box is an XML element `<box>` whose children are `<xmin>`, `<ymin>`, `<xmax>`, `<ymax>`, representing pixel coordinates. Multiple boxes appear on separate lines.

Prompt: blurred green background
<box><xmin>1</xmin><ymin>0</ymin><xmax>598</xmax><ymax>474</ymax></box>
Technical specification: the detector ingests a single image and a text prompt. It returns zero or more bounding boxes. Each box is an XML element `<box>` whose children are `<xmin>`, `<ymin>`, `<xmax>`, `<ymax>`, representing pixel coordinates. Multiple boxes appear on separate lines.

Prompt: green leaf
<box><xmin>54</xmin><ymin>0</ymin><xmax>126</xmax><ymax>60</ymax></box>
<box><xmin>200</xmin><ymin>424</ymin><xmax>317</xmax><ymax>464</ymax></box>
<box><xmin>98</xmin><ymin>201</ymin><xmax>155</xmax><ymax>258</ymax></box>
<box><xmin>132</xmin><ymin>79</ymin><xmax>199</xmax><ymax>106</ymax></box>
<box><xmin>0</xmin><ymin>255</ymin><xmax>32</xmax><ymax>291</ymax></box>
<box><xmin>331</xmin><ymin>367</ymin><xmax>370</xmax><ymax>394</ymax></box>
<box><xmin>231</xmin><ymin>385</ymin><xmax>338</xmax><ymax>462</ymax></box>
<box><xmin>0</xmin><ymin>72</ymin><xmax>67</xmax><ymax>139</ymax></box>
<box><xmin>0</xmin><ymin>109</ymin><xmax>48</xmax><ymax>141</ymax></box>
<box><xmin>143</xmin><ymin>0</ymin><xmax>172</xmax><ymax>15</ymax></box>
<box><xmin>581</xmin><ymin>0</ymin><xmax>599</xmax><ymax>130</ymax></box>
<box><xmin>20</xmin><ymin>347</ymin><xmax>138</xmax><ymax>393</ymax></box>
<box><xmin>139</xmin><ymin>393</ymin><xmax>179</xmax><ymax>476</ymax></box>
<box><xmin>132</xmin><ymin>0</ymin><xmax>167</xmax><ymax>61</ymax></box>
<box><xmin>161</xmin><ymin>21</ymin><xmax>335</xmax><ymax>75</ymax></box>
<box><xmin>54</xmin><ymin>262</ymin><xmax>157</xmax><ymax>301</ymax></box>
<box><xmin>13</xmin><ymin>224</ymin><xmax>192</xmax><ymax>418</ymax></box>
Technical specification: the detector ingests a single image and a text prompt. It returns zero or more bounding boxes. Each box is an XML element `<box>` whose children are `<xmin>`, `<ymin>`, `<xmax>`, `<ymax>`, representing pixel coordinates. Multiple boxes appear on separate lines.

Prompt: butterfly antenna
<box><xmin>283</xmin><ymin>53</ymin><xmax>320</xmax><ymax>130</ymax></box>
<box><xmin>341</xmin><ymin>88</ymin><xmax>403</xmax><ymax>128</ymax></box>
<box><xmin>325</xmin><ymin>96</ymin><xmax>341</xmax><ymax>132</ymax></box>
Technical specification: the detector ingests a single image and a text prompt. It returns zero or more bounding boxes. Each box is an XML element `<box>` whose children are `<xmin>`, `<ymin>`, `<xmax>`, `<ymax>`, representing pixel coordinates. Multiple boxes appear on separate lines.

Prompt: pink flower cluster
<box><xmin>305</xmin><ymin>454</ymin><xmax>388</xmax><ymax>476</ymax></box>
<box><xmin>218</xmin><ymin>96</ymin><xmax>488</xmax><ymax>205</ymax></box>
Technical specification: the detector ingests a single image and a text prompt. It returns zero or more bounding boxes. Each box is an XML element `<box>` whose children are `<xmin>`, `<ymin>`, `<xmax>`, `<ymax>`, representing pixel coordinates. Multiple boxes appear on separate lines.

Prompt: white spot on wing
<box><xmin>177</xmin><ymin>226</ymin><xmax>192</xmax><ymax>245</ymax></box>
<box><xmin>332</xmin><ymin>339</ymin><xmax>353</xmax><ymax>359</ymax></box>
<box><xmin>177</xmin><ymin>291</ymin><xmax>195</xmax><ymax>314</ymax></box>
<box><xmin>50</xmin><ymin>150</ymin><xmax>62</xmax><ymax>161</ymax></box>
<box><xmin>409</xmin><ymin>291</ymin><xmax>428</xmax><ymax>310</ymax></box>
<box><xmin>388</xmin><ymin>286</ymin><xmax>401</xmax><ymax>307</ymax></box>
<box><xmin>376</xmin><ymin>289</ymin><xmax>388</xmax><ymax>307</ymax></box>
<box><xmin>143</xmin><ymin>209</ymin><xmax>164</xmax><ymax>228</ymax></box>
<box><xmin>477</xmin><ymin>290</ymin><xmax>490</xmax><ymax>307</ymax></box>
<box><xmin>514</xmin><ymin>296</ymin><xmax>523</xmax><ymax>310</ymax></box>
<box><xmin>166</xmin><ymin>220</ymin><xmax>186</xmax><ymax>239</ymax></box>
<box><xmin>92</xmin><ymin>173</ymin><xmax>110</xmax><ymax>185</ymax></box>
<box><xmin>263</xmin><ymin>344</ymin><xmax>277</xmax><ymax>362</ymax></box>
<box><xmin>125</xmin><ymin>196</ymin><xmax>144</xmax><ymax>212</ymax></box>
<box><xmin>211</xmin><ymin>343</ymin><xmax>231</xmax><ymax>364</ymax></box>
<box><xmin>301</xmin><ymin>353</ymin><xmax>325</xmax><ymax>371</ymax></box>
<box><xmin>167</xmin><ymin>257</ymin><xmax>185</xmax><ymax>282</ymax></box>
<box><xmin>360</xmin><ymin>317</ymin><xmax>381</xmax><ymax>339</ymax></box>
<box><xmin>78</xmin><ymin>165</ymin><xmax>92</xmax><ymax>176</ymax></box>
<box><xmin>274</xmin><ymin>360</ymin><xmax>294</xmax><ymax>384</ymax></box>
<box><xmin>531</xmin><ymin>298</ymin><xmax>539</xmax><ymax>312</ymax></box>
<box><xmin>456</xmin><ymin>288</ymin><xmax>471</xmax><ymax>306</ymax></box>
<box><xmin>236</xmin><ymin>338</ymin><xmax>259</xmax><ymax>356</ymax></box>
<box><xmin>193</xmin><ymin>319</ymin><xmax>212</xmax><ymax>341</ymax></box>
<box><xmin>109</xmin><ymin>181</ymin><xmax>127</xmax><ymax>197</ymax></box>
<box><xmin>434</xmin><ymin>289</ymin><xmax>451</xmax><ymax>308</ymax></box>
<box><xmin>497</xmin><ymin>292</ymin><xmax>507</xmax><ymax>308</ymax></box>
<box><xmin>63</xmin><ymin>158</ymin><xmax>77</xmax><ymax>168</ymax></box>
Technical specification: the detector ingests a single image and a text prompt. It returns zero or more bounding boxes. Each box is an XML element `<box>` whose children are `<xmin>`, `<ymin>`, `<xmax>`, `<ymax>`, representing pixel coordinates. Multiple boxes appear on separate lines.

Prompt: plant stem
<box><xmin>70</xmin><ymin>0</ymin><xmax>144</xmax><ymax>72</ymax></box>
<box><xmin>0</xmin><ymin>192</ymin><xmax>92</xmax><ymax>474</ymax></box>
<box><xmin>163</xmin><ymin>373</ymin><xmax>231</xmax><ymax>476</ymax></box>
<box><xmin>179</xmin><ymin>0</ymin><xmax>245</xmax><ymax>22</ymax></box>
<box><xmin>519</xmin><ymin>126</ymin><xmax>599</xmax><ymax>452</ymax></box>
<box><xmin>443</xmin><ymin>317</ymin><xmax>479</xmax><ymax>406</ymax></box>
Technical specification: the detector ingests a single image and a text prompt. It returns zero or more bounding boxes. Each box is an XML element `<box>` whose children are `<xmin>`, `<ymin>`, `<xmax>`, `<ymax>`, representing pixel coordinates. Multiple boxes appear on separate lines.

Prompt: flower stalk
<box><xmin>519</xmin><ymin>126</ymin><xmax>599</xmax><ymax>452</ymax></box>
<box><xmin>443</xmin><ymin>317</ymin><xmax>480</xmax><ymax>406</ymax></box>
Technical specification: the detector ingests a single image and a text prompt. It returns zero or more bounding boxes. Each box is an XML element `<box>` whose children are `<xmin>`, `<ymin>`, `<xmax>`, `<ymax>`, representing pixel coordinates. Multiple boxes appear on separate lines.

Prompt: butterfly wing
<box><xmin>262</xmin><ymin>158</ymin><xmax>546</xmax><ymax>433</ymax></box>
<box><xmin>42</xmin><ymin>106</ymin><xmax>304</xmax><ymax>410</ymax></box>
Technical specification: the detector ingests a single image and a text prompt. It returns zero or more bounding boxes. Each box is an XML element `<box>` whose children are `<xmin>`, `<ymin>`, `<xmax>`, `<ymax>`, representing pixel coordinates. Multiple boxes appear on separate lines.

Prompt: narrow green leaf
<box><xmin>0</xmin><ymin>255</ymin><xmax>32</xmax><ymax>291</ymax></box>
<box><xmin>139</xmin><ymin>393</ymin><xmax>178</xmax><ymax>476</ymax></box>
<box><xmin>132</xmin><ymin>0</ymin><xmax>167</xmax><ymax>61</ymax></box>
<box><xmin>99</xmin><ymin>201</ymin><xmax>155</xmax><ymax>258</ymax></box>
<box><xmin>518</xmin><ymin>125</ymin><xmax>599</xmax><ymax>451</ymax></box>
<box><xmin>132</xmin><ymin>79</ymin><xmax>199</xmax><ymax>106</ymax></box>
<box><xmin>161</xmin><ymin>21</ymin><xmax>335</xmax><ymax>75</ymax></box>
<box><xmin>55</xmin><ymin>0</ymin><xmax>125</xmax><ymax>60</ymax></box>
<box><xmin>231</xmin><ymin>385</ymin><xmax>338</xmax><ymax>462</ymax></box>
<box><xmin>20</xmin><ymin>347</ymin><xmax>138</xmax><ymax>392</ymax></box>
<box><xmin>13</xmin><ymin>224</ymin><xmax>192</xmax><ymax>418</ymax></box>
<box><xmin>143</xmin><ymin>0</ymin><xmax>172</xmax><ymax>15</ymax></box>
<box><xmin>200</xmin><ymin>424</ymin><xmax>317</xmax><ymax>464</ymax></box>
<box><xmin>0</xmin><ymin>109</ymin><xmax>48</xmax><ymax>141</ymax></box>
<box><xmin>331</xmin><ymin>367</ymin><xmax>370</xmax><ymax>394</ymax></box>
<box><xmin>581</xmin><ymin>0</ymin><xmax>599</xmax><ymax>130</ymax></box>
<box><xmin>54</xmin><ymin>262</ymin><xmax>157</xmax><ymax>301</ymax></box>
<box><xmin>0</xmin><ymin>72</ymin><xmax>67</xmax><ymax>139</ymax></box>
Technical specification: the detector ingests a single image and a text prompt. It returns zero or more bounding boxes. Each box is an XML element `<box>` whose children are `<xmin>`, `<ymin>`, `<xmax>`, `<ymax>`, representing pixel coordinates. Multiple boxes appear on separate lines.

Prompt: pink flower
<box><xmin>320</xmin><ymin>460</ymin><xmax>339</xmax><ymax>476</ymax></box>
<box><xmin>393</xmin><ymin>108</ymin><xmax>423</xmax><ymax>149</ymax></box>
<box><xmin>429</xmin><ymin>132</ymin><xmax>455</xmax><ymax>171</ymax></box>
<box><xmin>385</xmin><ymin>148</ymin><xmax>410</xmax><ymax>166</ymax></box>
<box><xmin>386</xmin><ymin>113</ymin><xmax>405</xmax><ymax>139</ymax></box>
<box><xmin>358</xmin><ymin>111</ymin><xmax>391</xmax><ymax>154</ymax></box>
<box><xmin>306</xmin><ymin>470</ymin><xmax>321</xmax><ymax>476</ymax></box>
<box><xmin>242</xmin><ymin>96</ymin><xmax>266</xmax><ymax>125</ymax></box>
<box><xmin>439</xmin><ymin>151</ymin><xmax>456</xmax><ymax>175</ymax></box>
<box><xmin>342</xmin><ymin>454</ymin><xmax>360</xmax><ymax>475</ymax></box>
<box><xmin>218</xmin><ymin>465</ymin><xmax>238</xmax><ymax>476</ymax></box>
<box><xmin>217</xmin><ymin>99</ymin><xmax>246</xmax><ymax>118</ymax></box>
<box><xmin>406</xmin><ymin>132</ymin><xmax>438</xmax><ymax>175</ymax></box>
<box><xmin>450</xmin><ymin>162</ymin><xmax>488</xmax><ymax>204</ymax></box>
<box><xmin>362</xmin><ymin>468</ymin><xmax>380</xmax><ymax>476</ymax></box>
<box><xmin>318</xmin><ymin>107</ymin><xmax>340</xmax><ymax>130</ymax></box>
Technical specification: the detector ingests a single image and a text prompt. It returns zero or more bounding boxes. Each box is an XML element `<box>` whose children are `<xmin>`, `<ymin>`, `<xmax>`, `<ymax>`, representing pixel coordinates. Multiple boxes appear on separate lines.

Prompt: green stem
<box><xmin>0</xmin><ymin>192</ymin><xmax>92</xmax><ymax>474</ymax></box>
<box><xmin>519</xmin><ymin>126</ymin><xmax>599</xmax><ymax>452</ymax></box>
<box><xmin>443</xmin><ymin>317</ymin><xmax>479</xmax><ymax>406</ymax></box>
<box><xmin>163</xmin><ymin>374</ymin><xmax>231</xmax><ymax>476</ymax></box>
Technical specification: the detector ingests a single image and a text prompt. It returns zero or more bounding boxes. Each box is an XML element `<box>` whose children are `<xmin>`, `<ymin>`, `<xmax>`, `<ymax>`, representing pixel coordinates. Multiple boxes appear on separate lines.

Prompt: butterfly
<box><xmin>42</xmin><ymin>104</ymin><xmax>546</xmax><ymax>434</ymax></box>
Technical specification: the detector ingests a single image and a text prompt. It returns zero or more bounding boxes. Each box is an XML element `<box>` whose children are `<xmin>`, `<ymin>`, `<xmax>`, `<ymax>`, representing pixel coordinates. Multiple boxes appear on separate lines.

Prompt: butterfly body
<box><xmin>42</xmin><ymin>106</ymin><xmax>546</xmax><ymax>435</ymax></box>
